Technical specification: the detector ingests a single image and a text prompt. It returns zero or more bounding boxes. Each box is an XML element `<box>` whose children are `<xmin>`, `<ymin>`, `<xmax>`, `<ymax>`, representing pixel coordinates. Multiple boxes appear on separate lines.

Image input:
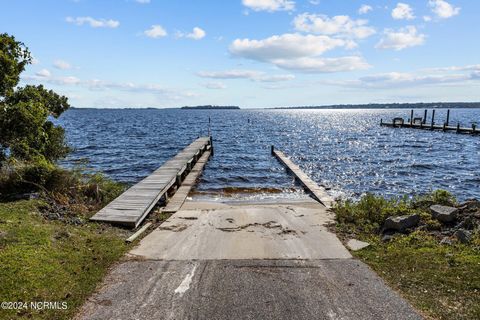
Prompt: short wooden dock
<box><xmin>380</xmin><ymin>121</ymin><xmax>478</xmax><ymax>134</ymax></box>
<box><xmin>90</xmin><ymin>137</ymin><xmax>212</xmax><ymax>228</ymax></box>
<box><xmin>162</xmin><ymin>150</ymin><xmax>211</xmax><ymax>213</ymax></box>
<box><xmin>380</xmin><ymin>109</ymin><xmax>479</xmax><ymax>135</ymax></box>
<box><xmin>271</xmin><ymin>146</ymin><xmax>334</xmax><ymax>208</ymax></box>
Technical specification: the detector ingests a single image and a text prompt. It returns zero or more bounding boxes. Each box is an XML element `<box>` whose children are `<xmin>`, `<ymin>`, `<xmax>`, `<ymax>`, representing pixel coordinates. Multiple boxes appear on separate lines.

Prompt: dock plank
<box><xmin>272</xmin><ymin>149</ymin><xmax>334</xmax><ymax>208</ymax></box>
<box><xmin>162</xmin><ymin>151</ymin><xmax>211</xmax><ymax>213</ymax></box>
<box><xmin>90</xmin><ymin>137</ymin><xmax>211</xmax><ymax>228</ymax></box>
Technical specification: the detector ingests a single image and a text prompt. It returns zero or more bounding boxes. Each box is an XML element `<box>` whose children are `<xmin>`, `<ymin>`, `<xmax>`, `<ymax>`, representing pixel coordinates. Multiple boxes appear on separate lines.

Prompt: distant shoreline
<box><xmin>69</xmin><ymin>102</ymin><xmax>480</xmax><ymax>110</ymax></box>
<box><xmin>181</xmin><ymin>105</ymin><xmax>240</xmax><ymax>110</ymax></box>
<box><xmin>272</xmin><ymin>102</ymin><xmax>480</xmax><ymax>110</ymax></box>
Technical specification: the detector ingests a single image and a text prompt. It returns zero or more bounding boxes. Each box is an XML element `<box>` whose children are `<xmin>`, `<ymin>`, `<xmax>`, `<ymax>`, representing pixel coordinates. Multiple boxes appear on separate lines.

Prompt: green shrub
<box><xmin>0</xmin><ymin>161</ymin><xmax>125</xmax><ymax>216</ymax></box>
<box><xmin>334</xmin><ymin>193</ymin><xmax>416</xmax><ymax>231</ymax></box>
<box><xmin>412</xmin><ymin>189</ymin><xmax>457</xmax><ymax>209</ymax></box>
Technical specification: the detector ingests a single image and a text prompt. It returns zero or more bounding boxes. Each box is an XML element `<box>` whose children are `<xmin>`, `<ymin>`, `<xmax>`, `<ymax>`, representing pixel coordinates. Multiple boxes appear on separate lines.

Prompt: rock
<box><xmin>346</xmin><ymin>239</ymin><xmax>370</xmax><ymax>251</ymax></box>
<box><xmin>383</xmin><ymin>214</ymin><xmax>420</xmax><ymax>232</ymax></box>
<box><xmin>456</xmin><ymin>216</ymin><xmax>476</xmax><ymax>230</ymax></box>
<box><xmin>459</xmin><ymin>199</ymin><xmax>480</xmax><ymax>212</ymax></box>
<box><xmin>29</xmin><ymin>192</ymin><xmax>40</xmax><ymax>200</ymax></box>
<box><xmin>430</xmin><ymin>205</ymin><xmax>457</xmax><ymax>223</ymax></box>
<box><xmin>70</xmin><ymin>217</ymin><xmax>84</xmax><ymax>225</ymax></box>
<box><xmin>46</xmin><ymin>212</ymin><xmax>60</xmax><ymax>220</ymax></box>
<box><xmin>381</xmin><ymin>234</ymin><xmax>395</xmax><ymax>242</ymax></box>
<box><xmin>440</xmin><ymin>237</ymin><xmax>452</xmax><ymax>246</ymax></box>
<box><xmin>454</xmin><ymin>229</ymin><xmax>472</xmax><ymax>244</ymax></box>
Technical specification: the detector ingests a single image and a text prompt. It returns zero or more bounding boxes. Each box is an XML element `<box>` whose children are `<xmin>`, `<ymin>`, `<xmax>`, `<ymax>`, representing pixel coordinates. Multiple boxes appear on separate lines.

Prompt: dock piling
<box><xmin>446</xmin><ymin>109</ymin><xmax>450</xmax><ymax>126</ymax></box>
<box><xmin>410</xmin><ymin>110</ymin><xmax>413</xmax><ymax>125</ymax></box>
<box><xmin>431</xmin><ymin>109</ymin><xmax>436</xmax><ymax>129</ymax></box>
<box><xmin>423</xmin><ymin>109</ymin><xmax>427</xmax><ymax>124</ymax></box>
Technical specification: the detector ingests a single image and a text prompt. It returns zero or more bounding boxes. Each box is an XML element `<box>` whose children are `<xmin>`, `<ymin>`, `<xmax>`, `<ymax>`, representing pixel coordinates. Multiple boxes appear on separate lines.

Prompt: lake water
<box><xmin>58</xmin><ymin>108</ymin><xmax>480</xmax><ymax>201</ymax></box>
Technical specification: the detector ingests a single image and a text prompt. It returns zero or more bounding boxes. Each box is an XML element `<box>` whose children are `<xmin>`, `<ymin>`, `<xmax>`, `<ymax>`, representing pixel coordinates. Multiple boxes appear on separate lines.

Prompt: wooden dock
<box><xmin>162</xmin><ymin>150</ymin><xmax>211</xmax><ymax>213</ymax></box>
<box><xmin>271</xmin><ymin>146</ymin><xmax>334</xmax><ymax>208</ymax></box>
<box><xmin>380</xmin><ymin>109</ymin><xmax>479</xmax><ymax>135</ymax></box>
<box><xmin>90</xmin><ymin>137</ymin><xmax>212</xmax><ymax>228</ymax></box>
<box><xmin>380</xmin><ymin>121</ymin><xmax>478</xmax><ymax>134</ymax></box>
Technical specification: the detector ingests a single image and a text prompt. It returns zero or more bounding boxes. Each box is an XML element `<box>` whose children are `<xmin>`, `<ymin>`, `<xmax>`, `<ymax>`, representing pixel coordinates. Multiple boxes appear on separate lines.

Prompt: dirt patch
<box><xmin>217</xmin><ymin>221</ymin><xmax>298</xmax><ymax>237</ymax></box>
<box><xmin>158</xmin><ymin>224</ymin><xmax>189</xmax><ymax>232</ymax></box>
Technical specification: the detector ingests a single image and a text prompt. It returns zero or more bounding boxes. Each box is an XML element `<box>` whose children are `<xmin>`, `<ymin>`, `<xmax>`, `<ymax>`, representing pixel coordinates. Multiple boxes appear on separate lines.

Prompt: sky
<box><xmin>1</xmin><ymin>0</ymin><xmax>479</xmax><ymax>108</ymax></box>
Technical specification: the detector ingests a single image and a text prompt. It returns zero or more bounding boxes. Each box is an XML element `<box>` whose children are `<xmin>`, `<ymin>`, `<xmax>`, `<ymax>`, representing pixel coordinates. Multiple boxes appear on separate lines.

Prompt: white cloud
<box><xmin>35</xmin><ymin>69</ymin><xmax>51</xmax><ymax>78</ymax></box>
<box><xmin>144</xmin><ymin>25</ymin><xmax>168</xmax><ymax>38</ymax></box>
<box><xmin>65</xmin><ymin>16</ymin><xmax>119</xmax><ymax>28</ymax></box>
<box><xmin>53</xmin><ymin>60</ymin><xmax>72</xmax><ymax>70</ymax></box>
<box><xmin>424</xmin><ymin>64</ymin><xmax>480</xmax><ymax>72</ymax></box>
<box><xmin>391</xmin><ymin>3</ymin><xmax>415</xmax><ymax>20</ymax></box>
<box><xmin>24</xmin><ymin>74</ymin><xmax>81</xmax><ymax>85</ymax></box>
<box><xmin>358</xmin><ymin>5</ymin><xmax>373</xmax><ymax>15</ymax></box>
<box><xmin>197</xmin><ymin>69</ymin><xmax>295</xmax><ymax>82</ymax></box>
<box><xmin>271</xmin><ymin>56</ymin><xmax>370</xmax><ymax>73</ymax></box>
<box><xmin>376</xmin><ymin>26</ymin><xmax>425</xmax><ymax>51</ymax></box>
<box><xmin>176</xmin><ymin>27</ymin><xmax>206</xmax><ymax>40</ymax></box>
<box><xmin>423</xmin><ymin>15</ymin><xmax>432</xmax><ymax>22</ymax></box>
<box><xmin>230</xmin><ymin>33</ymin><xmax>351</xmax><ymax>61</ymax></box>
<box><xmin>135</xmin><ymin>0</ymin><xmax>150</xmax><ymax>3</ymax></box>
<box><xmin>22</xmin><ymin>74</ymin><xmax>195</xmax><ymax>100</ymax></box>
<box><xmin>229</xmin><ymin>33</ymin><xmax>368</xmax><ymax>73</ymax></box>
<box><xmin>428</xmin><ymin>0</ymin><xmax>460</xmax><ymax>19</ymax></box>
<box><xmin>322</xmin><ymin>64</ymin><xmax>480</xmax><ymax>89</ymax></box>
<box><xmin>202</xmin><ymin>82</ymin><xmax>227</xmax><ymax>89</ymax></box>
<box><xmin>242</xmin><ymin>0</ymin><xmax>295</xmax><ymax>12</ymax></box>
<box><xmin>293</xmin><ymin>13</ymin><xmax>375</xmax><ymax>39</ymax></box>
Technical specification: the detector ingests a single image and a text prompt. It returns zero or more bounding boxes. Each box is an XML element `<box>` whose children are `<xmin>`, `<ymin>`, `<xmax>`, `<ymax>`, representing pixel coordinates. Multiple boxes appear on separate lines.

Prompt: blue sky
<box><xmin>1</xmin><ymin>0</ymin><xmax>478</xmax><ymax>108</ymax></box>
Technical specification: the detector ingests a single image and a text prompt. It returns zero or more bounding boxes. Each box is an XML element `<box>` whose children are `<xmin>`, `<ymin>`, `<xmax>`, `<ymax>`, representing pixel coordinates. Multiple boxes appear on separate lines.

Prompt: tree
<box><xmin>0</xmin><ymin>33</ymin><xmax>70</xmax><ymax>164</ymax></box>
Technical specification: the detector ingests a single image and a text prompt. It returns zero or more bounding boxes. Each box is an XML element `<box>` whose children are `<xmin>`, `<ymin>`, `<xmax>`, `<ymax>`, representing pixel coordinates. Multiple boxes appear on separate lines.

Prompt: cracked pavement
<box><xmin>76</xmin><ymin>200</ymin><xmax>422</xmax><ymax>320</ymax></box>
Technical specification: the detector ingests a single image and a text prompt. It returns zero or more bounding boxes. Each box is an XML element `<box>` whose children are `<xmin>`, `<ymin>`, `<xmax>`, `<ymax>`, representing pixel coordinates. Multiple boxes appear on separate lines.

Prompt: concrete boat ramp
<box><xmin>77</xmin><ymin>138</ymin><xmax>421</xmax><ymax>320</ymax></box>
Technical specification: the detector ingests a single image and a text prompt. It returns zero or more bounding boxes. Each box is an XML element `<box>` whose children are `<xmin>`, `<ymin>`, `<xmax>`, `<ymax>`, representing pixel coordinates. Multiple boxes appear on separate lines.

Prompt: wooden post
<box><xmin>210</xmin><ymin>136</ymin><xmax>214</xmax><ymax>156</ymax></box>
<box><xmin>380</xmin><ymin>118</ymin><xmax>383</xmax><ymax>125</ymax></box>
<box><xmin>423</xmin><ymin>109</ymin><xmax>427</xmax><ymax>124</ymax></box>
<box><xmin>473</xmin><ymin>124</ymin><xmax>477</xmax><ymax>133</ymax></box>
<box><xmin>410</xmin><ymin>109</ymin><xmax>413</xmax><ymax>125</ymax></box>
<box><xmin>446</xmin><ymin>109</ymin><xmax>450</xmax><ymax>126</ymax></box>
<box><xmin>431</xmin><ymin>109</ymin><xmax>435</xmax><ymax>127</ymax></box>
<box><xmin>457</xmin><ymin>122</ymin><xmax>460</xmax><ymax>133</ymax></box>
<box><xmin>271</xmin><ymin>145</ymin><xmax>275</xmax><ymax>155</ymax></box>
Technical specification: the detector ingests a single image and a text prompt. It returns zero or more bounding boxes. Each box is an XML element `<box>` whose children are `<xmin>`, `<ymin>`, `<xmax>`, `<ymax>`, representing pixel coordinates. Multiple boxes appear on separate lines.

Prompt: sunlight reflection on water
<box><xmin>58</xmin><ymin>108</ymin><xmax>480</xmax><ymax>201</ymax></box>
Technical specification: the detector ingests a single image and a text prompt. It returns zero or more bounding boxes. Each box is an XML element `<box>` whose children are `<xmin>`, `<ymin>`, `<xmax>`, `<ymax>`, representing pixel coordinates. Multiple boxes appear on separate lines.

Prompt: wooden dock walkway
<box><xmin>380</xmin><ymin>109</ymin><xmax>479</xmax><ymax>135</ymax></box>
<box><xmin>162</xmin><ymin>150</ymin><xmax>211</xmax><ymax>213</ymax></box>
<box><xmin>380</xmin><ymin>121</ymin><xmax>478</xmax><ymax>134</ymax></box>
<box><xmin>271</xmin><ymin>147</ymin><xmax>334</xmax><ymax>208</ymax></box>
<box><xmin>90</xmin><ymin>137</ymin><xmax>212</xmax><ymax>228</ymax></box>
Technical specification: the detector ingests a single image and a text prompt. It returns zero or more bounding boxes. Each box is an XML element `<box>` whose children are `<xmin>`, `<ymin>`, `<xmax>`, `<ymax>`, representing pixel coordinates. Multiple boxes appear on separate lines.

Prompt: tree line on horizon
<box><xmin>273</xmin><ymin>102</ymin><xmax>480</xmax><ymax>109</ymax></box>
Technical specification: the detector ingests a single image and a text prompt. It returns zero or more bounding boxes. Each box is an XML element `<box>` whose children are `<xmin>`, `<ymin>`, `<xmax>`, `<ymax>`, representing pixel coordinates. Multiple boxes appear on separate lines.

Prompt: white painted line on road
<box><xmin>174</xmin><ymin>264</ymin><xmax>198</xmax><ymax>296</ymax></box>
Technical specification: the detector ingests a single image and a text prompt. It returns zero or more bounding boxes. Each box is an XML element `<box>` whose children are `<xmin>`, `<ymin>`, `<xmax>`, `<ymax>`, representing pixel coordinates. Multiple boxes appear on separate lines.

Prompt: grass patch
<box><xmin>334</xmin><ymin>191</ymin><xmax>480</xmax><ymax>320</ymax></box>
<box><xmin>354</xmin><ymin>233</ymin><xmax>480</xmax><ymax>319</ymax></box>
<box><xmin>0</xmin><ymin>200</ymin><xmax>130</xmax><ymax>320</ymax></box>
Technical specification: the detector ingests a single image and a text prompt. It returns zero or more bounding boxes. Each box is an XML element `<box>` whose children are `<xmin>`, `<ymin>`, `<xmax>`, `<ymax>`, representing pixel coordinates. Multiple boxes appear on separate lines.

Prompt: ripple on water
<box><xmin>57</xmin><ymin>108</ymin><xmax>480</xmax><ymax>201</ymax></box>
